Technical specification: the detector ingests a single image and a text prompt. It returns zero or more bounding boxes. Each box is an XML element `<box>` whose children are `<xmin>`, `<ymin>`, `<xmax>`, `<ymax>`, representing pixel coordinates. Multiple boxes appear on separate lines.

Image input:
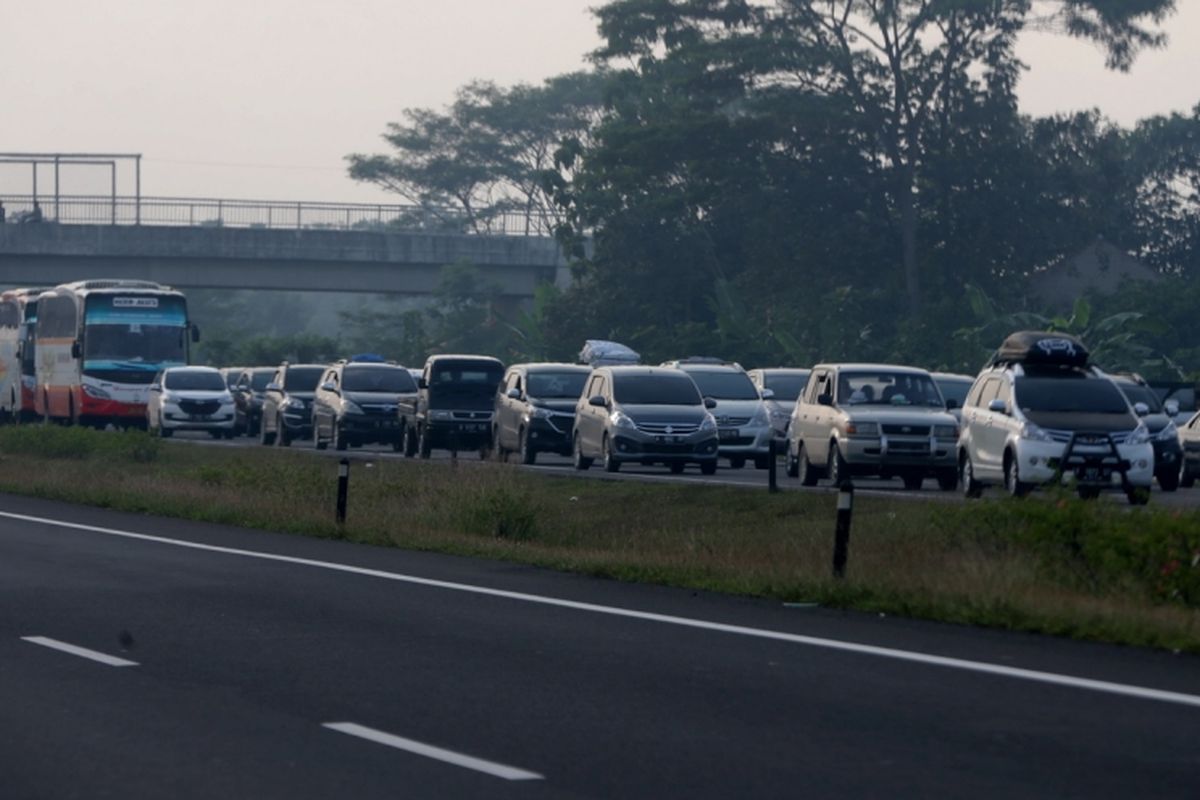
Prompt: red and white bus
<box><xmin>0</xmin><ymin>287</ymin><xmax>51</xmax><ymax>422</ymax></box>
<box><xmin>35</xmin><ymin>280</ymin><xmax>198</xmax><ymax>427</ymax></box>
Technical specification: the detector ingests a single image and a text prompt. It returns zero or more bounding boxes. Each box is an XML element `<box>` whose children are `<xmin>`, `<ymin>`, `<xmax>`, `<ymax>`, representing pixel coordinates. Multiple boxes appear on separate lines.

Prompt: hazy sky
<box><xmin>2</xmin><ymin>1</ymin><xmax>1197</xmax><ymax>204</ymax></box>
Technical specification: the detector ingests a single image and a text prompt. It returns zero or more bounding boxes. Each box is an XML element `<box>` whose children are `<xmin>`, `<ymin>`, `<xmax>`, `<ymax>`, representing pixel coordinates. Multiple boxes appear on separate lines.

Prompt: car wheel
<box><xmin>602</xmin><ymin>435</ymin><xmax>620</xmax><ymax>473</ymax></box>
<box><xmin>785</xmin><ymin>441</ymin><xmax>800</xmax><ymax>478</ymax></box>
<box><xmin>935</xmin><ymin>468</ymin><xmax>957</xmax><ymax>492</ymax></box>
<box><xmin>728</xmin><ymin>456</ymin><xmax>745</xmax><ymax>470</ymax></box>
<box><xmin>1004</xmin><ymin>452</ymin><xmax>1032</xmax><ymax>498</ymax></box>
<box><xmin>209</xmin><ymin>430</ymin><xmax>223</xmax><ymax>440</ymax></box>
<box><xmin>1157</xmin><ymin>467</ymin><xmax>1180</xmax><ymax>493</ymax></box>
<box><xmin>260</xmin><ymin>415</ymin><xmax>276</xmax><ymax>446</ymax></box>
<box><xmin>1125</xmin><ymin>484</ymin><xmax>1151</xmax><ymax>506</ymax></box>
<box><xmin>699</xmin><ymin>460</ymin><xmax>717</xmax><ymax>476</ymax></box>
<box><xmin>277</xmin><ymin>417</ymin><xmax>292</xmax><ymax>447</ymax></box>
<box><xmin>223</xmin><ymin>430</ymin><xmax>235</xmax><ymax>440</ymax></box>
<box><xmin>1077</xmin><ymin>485</ymin><xmax>1102</xmax><ymax>500</ymax></box>
<box><xmin>960</xmin><ymin>453</ymin><xmax>983</xmax><ymax>499</ymax></box>
<box><xmin>827</xmin><ymin>442</ymin><xmax>848</xmax><ymax>487</ymax></box>
<box><xmin>314</xmin><ymin>421</ymin><xmax>328</xmax><ymax>451</ymax></box>
<box><xmin>418</xmin><ymin>424</ymin><xmax>432</xmax><ymax>459</ymax></box>
<box><xmin>1180</xmin><ymin>458</ymin><xmax>1195</xmax><ymax>489</ymax></box>
<box><xmin>573</xmin><ymin>433</ymin><xmax>592</xmax><ymax>471</ymax></box>
<box><xmin>669</xmin><ymin>461</ymin><xmax>685</xmax><ymax>474</ymax></box>
<box><xmin>903</xmin><ymin>473</ymin><xmax>924</xmax><ymax>491</ymax></box>
<box><xmin>334</xmin><ymin>422</ymin><xmax>347</xmax><ymax>452</ymax></box>
<box><xmin>797</xmin><ymin>443</ymin><xmax>818</xmax><ymax>487</ymax></box>
<box><xmin>518</xmin><ymin>427</ymin><xmax>537</xmax><ymax>465</ymax></box>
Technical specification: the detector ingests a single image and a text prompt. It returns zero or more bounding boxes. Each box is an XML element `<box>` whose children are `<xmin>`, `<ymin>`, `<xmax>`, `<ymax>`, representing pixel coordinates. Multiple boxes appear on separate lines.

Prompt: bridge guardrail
<box><xmin>0</xmin><ymin>195</ymin><xmax>561</xmax><ymax>237</ymax></box>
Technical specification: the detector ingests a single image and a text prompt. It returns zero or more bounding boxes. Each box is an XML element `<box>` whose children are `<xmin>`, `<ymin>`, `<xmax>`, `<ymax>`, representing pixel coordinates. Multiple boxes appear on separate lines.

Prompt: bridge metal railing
<box><xmin>0</xmin><ymin>194</ymin><xmax>561</xmax><ymax>237</ymax></box>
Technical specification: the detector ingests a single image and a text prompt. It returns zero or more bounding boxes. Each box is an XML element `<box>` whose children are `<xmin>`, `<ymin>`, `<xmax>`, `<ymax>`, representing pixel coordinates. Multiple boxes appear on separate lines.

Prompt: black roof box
<box><xmin>991</xmin><ymin>331</ymin><xmax>1089</xmax><ymax>367</ymax></box>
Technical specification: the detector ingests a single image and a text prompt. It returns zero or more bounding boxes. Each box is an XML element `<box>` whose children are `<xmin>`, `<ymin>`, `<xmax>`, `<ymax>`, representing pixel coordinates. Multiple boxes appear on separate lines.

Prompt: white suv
<box><xmin>957</xmin><ymin>333</ymin><xmax>1154</xmax><ymax>504</ymax></box>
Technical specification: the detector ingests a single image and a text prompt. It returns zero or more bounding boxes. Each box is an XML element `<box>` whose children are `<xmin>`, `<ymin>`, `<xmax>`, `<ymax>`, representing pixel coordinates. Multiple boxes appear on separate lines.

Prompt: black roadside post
<box><xmin>832</xmin><ymin>480</ymin><xmax>854</xmax><ymax>578</ymax></box>
<box><xmin>450</xmin><ymin>429</ymin><xmax>459</xmax><ymax>464</ymax></box>
<box><xmin>336</xmin><ymin>458</ymin><xmax>350</xmax><ymax>526</ymax></box>
<box><xmin>768</xmin><ymin>438</ymin><xmax>779</xmax><ymax>493</ymax></box>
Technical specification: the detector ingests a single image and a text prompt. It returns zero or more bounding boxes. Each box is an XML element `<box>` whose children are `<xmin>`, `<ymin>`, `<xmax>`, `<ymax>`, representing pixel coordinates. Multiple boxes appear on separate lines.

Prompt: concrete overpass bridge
<box><xmin>0</xmin><ymin>195</ymin><xmax>573</xmax><ymax>298</ymax></box>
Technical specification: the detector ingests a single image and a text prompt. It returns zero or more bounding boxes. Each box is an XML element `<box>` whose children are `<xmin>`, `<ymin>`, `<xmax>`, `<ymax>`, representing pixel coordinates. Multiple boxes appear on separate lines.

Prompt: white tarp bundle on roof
<box><xmin>579</xmin><ymin>339</ymin><xmax>640</xmax><ymax>367</ymax></box>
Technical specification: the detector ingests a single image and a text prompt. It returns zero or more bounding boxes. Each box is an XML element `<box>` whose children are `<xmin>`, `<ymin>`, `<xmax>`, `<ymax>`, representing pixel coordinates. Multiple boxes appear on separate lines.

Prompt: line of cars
<box><xmin>151</xmin><ymin>331</ymin><xmax>1200</xmax><ymax>504</ymax></box>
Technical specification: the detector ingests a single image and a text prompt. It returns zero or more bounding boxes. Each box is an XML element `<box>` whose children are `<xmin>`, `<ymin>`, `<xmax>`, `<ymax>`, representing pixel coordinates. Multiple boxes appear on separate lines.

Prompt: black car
<box><xmin>400</xmin><ymin>355</ymin><xmax>505</xmax><ymax>458</ymax></box>
<box><xmin>232</xmin><ymin>367</ymin><xmax>274</xmax><ymax>436</ymax></box>
<box><xmin>493</xmin><ymin>363</ymin><xmax>591</xmax><ymax>463</ymax></box>
<box><xmin>1112</xmin><ymin>373</ymin><xmax>1184</xmax><ymax>491</ymax></box>
<box><xmin>259</xmin><ymin>362</ymin><xmax>326</xmax><ymax>447</ymax></box>
<box><xmin>312</xmin><ymin>361</ymin><xmax>417</xmax><ymax>451</ymax></box>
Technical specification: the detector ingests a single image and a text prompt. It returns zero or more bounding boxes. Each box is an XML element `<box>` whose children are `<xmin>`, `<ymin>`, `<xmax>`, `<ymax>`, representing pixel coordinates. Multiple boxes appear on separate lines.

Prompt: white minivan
<box><xmin>147</xmin><ymin>366</ymin><xmax>237</xmax><ymax>438</ymax></box>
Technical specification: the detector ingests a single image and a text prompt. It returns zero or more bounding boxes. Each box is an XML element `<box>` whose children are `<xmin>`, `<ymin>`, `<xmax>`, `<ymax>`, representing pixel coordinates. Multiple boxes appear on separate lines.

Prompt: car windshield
<box><xmin>1117</xmin><ymin>383</ymin><xmax>1162</xmax><ymax>413</ymax></box>
<box><xmin>430</xmin><ymin>362</ymin><xmax>504</xmax><ymax>387</ymax></box>
<box><xmin>527</xmin><ymin>370</ymin><xmax>589</xmax><ymax>399</ymax></box>
<box><xmin>164</xmin><ymin>371</ymin><xmax>225</xmax><ymax>391</ymax></box>
<box><xmin>613</xmin><ymin>374</ymin><xmax>702</xmax><ymax>405</ymax></box>
<box><xmin>283</xmin><ymin>367</ymin><xmax>324</xmax><ymax>392</ymax></box>
<box><xmin>764</xmin><ymin>372</ymin><xmax>810</xmax><ymax>403</ymax></box>
<box><xmin>342</xmin><ymin>366</ymin><xmax>416</xmax><ymax>393</ymax></box>
<box><xmin>247</xmin><ymin>370</ymin><xmax>273</xmax><ymax>390</ymax></box>
<box><xmin>683</xmin><ymin>369</ymin><xmax>759</xmax><ymax>400</ymax></box>
<box><xmin>1014</xmin><ymin>377</ymin><xmax>1130</xmax><ymax>414</ymax></box>
<box><xmin>839</xmin><ymin>371</ymin><xmax>944</xmax><ymax>407</ymax></box>
<box><xmin>935</xmin><ymin>378</ymin><xmax>972</xmax><ymax>407</ymax></box>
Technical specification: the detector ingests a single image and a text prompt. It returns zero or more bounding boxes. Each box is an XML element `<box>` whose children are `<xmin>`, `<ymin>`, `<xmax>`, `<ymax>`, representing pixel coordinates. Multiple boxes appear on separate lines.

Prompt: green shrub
<box><xmin>0</xmin><ymin>425</ymin><xmax>160</xmax><ymax>463</ymax></box>
<box><xmin>452</xmin><ymin>482</ymin><xmax>540</xmax><ymax>540</ymax></box>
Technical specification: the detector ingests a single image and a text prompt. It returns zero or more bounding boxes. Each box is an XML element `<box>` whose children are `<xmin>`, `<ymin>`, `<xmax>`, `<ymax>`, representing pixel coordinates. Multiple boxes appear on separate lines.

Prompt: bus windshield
<box><xmin>83</xmin><ymin>295</ymin><xmax>188</xmax><ymax>371</ymax></box>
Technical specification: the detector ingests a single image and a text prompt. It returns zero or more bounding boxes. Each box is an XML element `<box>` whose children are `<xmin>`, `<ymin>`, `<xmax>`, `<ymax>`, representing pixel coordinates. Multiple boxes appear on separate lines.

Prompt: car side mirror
<box><xmin>149</xmin><ymin>383</ymin><xmax>161</xmax><ymax>392</ymax></box>
<box><xmin>703</xmin><ymin>397</ymin><xmax>717</xmax><ymax>409</ymax></box>
<box><xmin>320</xmin><ymin>381</ymin><xmax>338</xmax><ymax>393</ymax></box>
<box><xmin>817</xmin><ymin>393</ymin><xmax>833</xmax><ymax>407</ymax></box>
<box><xmin>987</xmin><ymin>398</ymin><xmax>1007</xmax><ymax>414</ymax></box>
<box><xmin>945</xmin><ymin>398</ymin><xmax>960</xmax><ymax>410</ymax></box>
<box><xmin>1165</xmin><ymin>399</ymin><xmax>1180</xmax><ymax>416</ymax></box>
<box><xmin>506</xmin><ymin>387</ymin><xmax>522</xmax><ymax>400</ymax></box>
<box><xmin>760</xmin><ymin>388</ymin><xmax>775</xmax><ymax>400</ymax></box>
<box><xmin>1133</xmin><ymin>402</ymin><xmax>1150</xmax><ymax>417</ymax></box>
<box><xmin>266</xmin><ymin>382</ymin><xmax>282</xmax><ymax>393</ymax></box>
<box><xmin>418</xmin><ymin>377</ymin><xmax>427</xmax><ymax>389</ymax></box>
<box><xmin>71</xmin><ymin>340</ymin><xmax>82</xmax><ymax>359</ymax></box>
<box><xmin>190</xmin><ymin>324</ymin><xmax>201</xmax><ymax>343</ymax></box>
<box><xmin>588</xmin><ymin>395</ymin><xmax>608</xmax><ymax>408</ymax></box>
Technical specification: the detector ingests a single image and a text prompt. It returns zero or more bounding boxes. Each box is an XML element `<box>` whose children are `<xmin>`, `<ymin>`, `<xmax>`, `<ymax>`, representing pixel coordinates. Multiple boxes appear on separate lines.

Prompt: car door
<box><xmin>499</xmin><ymin>370</ymin><xmax>522</xmax><ymax>450</ymax></box>
<box><xmin>316</xmin><ymin>368</ymin><xmax>337</xmax><ymax>437</ymax></box>
<box><xmin>795</xmin><ymin>369</ymin><xmax>826</xmax><ymax>460</ymax></box>
<box><xmin>809</xmin><ymin>371</ymin><xmax>836</xmax><ymax>466</ymax></box>
<box><xmin>1182</xmin><ymin>412</ymin><xmax>1200</xmax><ymax>476</ymax></box>
<box><xmin>577</xmin><ymin>373</ymin><xmax>606</xmax><ymax>457</ymax></box>
<box><xmin>972</xmin><ymin>377</ymin><xmax>1007</xmax><ymax>477</ymax></box>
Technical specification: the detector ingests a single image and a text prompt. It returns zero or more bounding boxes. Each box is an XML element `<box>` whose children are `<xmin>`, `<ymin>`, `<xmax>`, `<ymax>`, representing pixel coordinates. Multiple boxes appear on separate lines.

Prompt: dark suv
<box><xmin>400</xmin><ymin>355</ymin><xmax>505</xmax><ymax>458</ymax></box>
<box><xmin>259</xmin><ymin>363</ymin><xmax>326</xmax><ymax>446</ymax></box>
<box><xmin>232</xmin><ymin>367</ymin><xmax>274</xmax><ymax>436</ymax></box>
<box><xmin>1111</xmin><ymin>373</ymin><xmax>1183</xmax><ymax>491</ymax></box>
<box><xmin>312</xmin><ymin>361</ymin><xmax>417</xmax><ymax>451</ymax></box>
<box><xmin>493</xmin><ymin>363</ymin><xmax>591</xmax><ymax>463</ymax></box>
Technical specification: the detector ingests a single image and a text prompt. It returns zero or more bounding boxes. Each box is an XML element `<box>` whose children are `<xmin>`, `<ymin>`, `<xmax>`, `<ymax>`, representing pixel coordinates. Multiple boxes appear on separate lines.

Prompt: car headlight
<box><xmin>344</xmin><ymin>400</ymin><xmax>364</xmax><ymax>415</ymax></box>
<box><xmin>161</xmin><ymin>392</ymin><xmax>180</xmax><ymax>405</ymax></box>
<box><xmin>1019</xmin><ymin>422</ymin><xmax>1054</xmax><ymax>442</ymax></box>
<box><xmin>429</xmin><ymin>409</ymin><xmax>453</xmax><ymax>421</ymax></box>
<box><xmin>610</xmin><ymin>410</ymin><xmax>637</xmax><ymax>430</ymax></box>
<box><xmin>769</xmin><ymin>408</ymin><xmax>790</xmax><ymax>424</ymax></box>
<box><xmin>1127</xmin><ymin>424</ymin><xmax>1151</xmax><ymax>445</ymax></box>
<box><xmin>1156</xmin><ymin>422</ymin><xmax>1179</xmax><ymax>441</ymax></box>
<box><xmin>844</xmin><ymin>420</ymin><xmax>878</xmax><ymax>437</ymax></box>
<box><xmin>699</xmin><ymin>413</ymin><xmax>717</xmax><ymax>432</ymax></box>
<box><xmin>933</xmin><ymin>424</ymin><xmax>959</xmax><ymax>439</ymax></box>
<box><xmin>83</xmin><ymin>384</ymin><xmax>111</xmax><ymax>400</ymax></box>
<box><xmin>529</xmin><ymin>406</ymin><xmax>553</xmax><ymax>420</ymax></box>
<box><xmin>750</xmin><ymin>406</ymin><xmax>769</xmax><ymax>427</ymax></box>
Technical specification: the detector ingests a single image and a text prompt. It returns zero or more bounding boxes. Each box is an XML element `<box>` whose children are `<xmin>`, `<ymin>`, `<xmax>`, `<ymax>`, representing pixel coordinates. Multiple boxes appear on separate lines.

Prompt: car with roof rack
<box><xmin>787</xmin><ymin>363</ymin><xmax>960</xmax><ymax>490</ymax></box>
<box><xmin>957</xmin><ymin>332</ymin><xmax>1154</xmax><ymax>504</ymax></box>
<box><xmin>661</xmin><ymin>357</ymin><xmax>774</xmax><ymax>469</ymax></box>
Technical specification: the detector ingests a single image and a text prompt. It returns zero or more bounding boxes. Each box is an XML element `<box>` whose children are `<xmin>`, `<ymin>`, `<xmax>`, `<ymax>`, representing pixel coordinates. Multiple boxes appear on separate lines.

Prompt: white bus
<box><xmin>35</xmin><ymin>280</ymin><xmax>198</xmax><ymax>427</ymax></box>
<box><xmin>0</xmin><ymin>287</ymin><xmax>51</xmax><ymax>422</ymax></box>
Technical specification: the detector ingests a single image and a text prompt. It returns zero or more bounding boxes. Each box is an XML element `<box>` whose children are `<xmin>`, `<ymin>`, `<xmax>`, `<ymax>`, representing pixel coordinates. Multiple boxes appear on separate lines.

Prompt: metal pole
<box><xmin>336</xmin><ymin>458</ymin><xmax>350</xmax><ymax>525</ymax></box>
<box><xmin>31</xmin><ymin>162</ymin><xmax>37</xmax><ymax>205</ymax></box>
<box><xmin>135</xmin><ymin>155</ymin><xmax>141</xmax><ymax>225</ymax></box>
<box><xmin>832</xmin><ymin>480</ymin><xmax>854</xmax><ymax>578</ymax></box>
<box><xmin>768</xmin><ymin>437</ymin><xmax>779</xmax><ymax>493</ymax></box>
<box><xmin>54</xmin><ymin>155</ymin><xmax>60</xmax><ymax>221</ymax></box>
<box><xmin>110</xmin><ymin>163</ymin><xmax>117</xmax><ymax>224</ymax></box>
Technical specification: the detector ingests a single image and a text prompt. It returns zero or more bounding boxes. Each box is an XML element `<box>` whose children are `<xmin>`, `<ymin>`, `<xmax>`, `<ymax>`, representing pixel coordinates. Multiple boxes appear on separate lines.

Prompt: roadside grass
<box><xmin>0</xmin><ymin>426</ymin><xmax>1196</xmax><ymax>652</ymax></box>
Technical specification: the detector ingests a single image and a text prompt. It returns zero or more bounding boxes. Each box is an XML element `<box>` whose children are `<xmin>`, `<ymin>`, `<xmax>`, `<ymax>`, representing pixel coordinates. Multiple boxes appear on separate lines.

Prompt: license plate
<box><xmin>188</xmin><ymin>415</ymin><xmax>211</xmax><ymax>422</ymax></box>
<box><xmin>460</xmin><ymin>423</ymin><xmax>485</xmax><ymax>432</ymax></box>
<box><xmin>718</xmin><ymin>429</ymin><xmax>738</xmax><ymax>441</ymax></box>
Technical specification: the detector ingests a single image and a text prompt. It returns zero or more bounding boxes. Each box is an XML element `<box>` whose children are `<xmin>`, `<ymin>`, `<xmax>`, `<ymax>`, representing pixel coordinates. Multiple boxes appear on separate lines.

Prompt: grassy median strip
<box><xmin>2</xmin><ymin>426</ymin><xmax>1198</xmax><ymax>652</ymax></box>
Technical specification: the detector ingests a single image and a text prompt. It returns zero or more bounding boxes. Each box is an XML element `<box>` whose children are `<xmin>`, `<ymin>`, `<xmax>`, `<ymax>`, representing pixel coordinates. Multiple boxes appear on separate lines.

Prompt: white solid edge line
<box><xmin>21</xmin><ymin>636</ymin><xmax>138</xmax><ymax>667</ymax></box>
<box><xmin>323</xmin><ymin>722</ymin><xmax>543</xmax><ymax>781</ymax></box>
<box><xmin>3</xmin><ymin>509</ymin><xmax>1199</xmax><ymax>709</ymax></box>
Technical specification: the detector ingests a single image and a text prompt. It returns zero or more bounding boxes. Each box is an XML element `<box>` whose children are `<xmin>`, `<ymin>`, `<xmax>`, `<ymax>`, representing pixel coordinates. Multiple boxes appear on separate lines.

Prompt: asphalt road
<box><xmin>2</xmin><ymin>493</ymin><xmax>1198</xmax><ymax>798</ymax></box>
<box><xmin>183</xmin><ymin>431</ymin><xmax>1200</xmax><ymax>507</ymax></box>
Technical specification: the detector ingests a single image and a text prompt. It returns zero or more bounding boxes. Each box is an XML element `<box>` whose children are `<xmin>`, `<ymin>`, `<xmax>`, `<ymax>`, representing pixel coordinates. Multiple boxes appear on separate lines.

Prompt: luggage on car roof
<box><xmin>580</xmin><ymin>339</ymin><xmax>640</xmax><ymax>367</ymax></box>
<box><xmin>992</xmin><ymin>331</ymin><xmax>1089</xmax><ymax>367</ymax></box>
